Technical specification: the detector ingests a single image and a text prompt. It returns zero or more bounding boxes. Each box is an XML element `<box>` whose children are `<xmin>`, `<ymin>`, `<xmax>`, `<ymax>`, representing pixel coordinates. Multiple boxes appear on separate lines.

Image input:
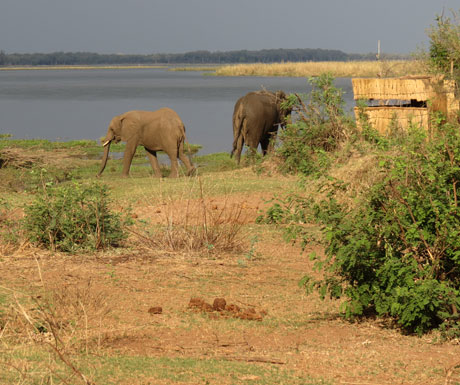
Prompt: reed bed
<box><xmin>214</xmin><ymin>60</ymin><xmax>426</xmax><ymax>78</ymax></box>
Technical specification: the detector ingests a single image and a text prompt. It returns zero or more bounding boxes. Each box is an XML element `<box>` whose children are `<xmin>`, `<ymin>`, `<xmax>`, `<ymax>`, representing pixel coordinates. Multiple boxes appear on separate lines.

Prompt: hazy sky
<box><xmin>1</xmin><ymin>0</ymin><xmax>458</xmax><ymax>55</ymax></box>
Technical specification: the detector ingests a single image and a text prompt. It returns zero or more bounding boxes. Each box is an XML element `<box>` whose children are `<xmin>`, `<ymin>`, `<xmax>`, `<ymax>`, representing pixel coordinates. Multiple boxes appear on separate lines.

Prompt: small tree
<box><xmin>426</xmin><ymin>9</ymin><xmax>460</xmax><ymax>83</ymax></box>
<box><xmin>277</xmin><ymin>74</ymin><xmax>354</xmax><ymax>176</ymax></box>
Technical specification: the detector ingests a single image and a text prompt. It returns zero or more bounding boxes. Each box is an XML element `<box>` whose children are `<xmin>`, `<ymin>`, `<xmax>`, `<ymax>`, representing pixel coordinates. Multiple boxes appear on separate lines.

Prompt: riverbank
<box><xmin>0</xmin><ymin>141</ymin><xmax>457</xmax><ymax>385</ymax></box>
<box><xmin>0</xmin><ymin>60</ymin><xmax>426</xmax><ymax>78</ymax></box>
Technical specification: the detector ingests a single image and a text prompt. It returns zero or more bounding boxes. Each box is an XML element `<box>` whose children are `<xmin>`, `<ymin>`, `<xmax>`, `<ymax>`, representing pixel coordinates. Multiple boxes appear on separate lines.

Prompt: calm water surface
<box><xmin>0</xmin><ymin>68</ymin><xmax>354</xmax><ymax>154</ymax></box>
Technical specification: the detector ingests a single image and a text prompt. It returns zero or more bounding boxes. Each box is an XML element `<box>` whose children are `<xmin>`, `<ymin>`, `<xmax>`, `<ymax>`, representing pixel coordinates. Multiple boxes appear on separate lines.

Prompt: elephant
<box><xmin>230</xmin><ymin>90</ymin><xmax>292</xmax><ymax>164</ymax></box>
<box><xmin>97</xmin><ymin>108</ymin><xmax>195</xmax><ymax>178</ymax></box>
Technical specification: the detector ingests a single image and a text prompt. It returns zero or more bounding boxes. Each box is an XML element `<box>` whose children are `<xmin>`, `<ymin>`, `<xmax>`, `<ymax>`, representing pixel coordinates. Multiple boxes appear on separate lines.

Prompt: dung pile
<box><xmin>188</xmin><ymin>297</ymin><xmax>267</xmax><ymax>321</ymax></box>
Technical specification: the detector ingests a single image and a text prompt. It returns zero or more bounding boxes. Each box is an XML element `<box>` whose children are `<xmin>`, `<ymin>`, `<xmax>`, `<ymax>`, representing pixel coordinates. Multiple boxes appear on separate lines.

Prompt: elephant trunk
<box><xmin>96</xmin><ymin>140</ymin><xmax>112</xmax><ymax>177</ymax></box>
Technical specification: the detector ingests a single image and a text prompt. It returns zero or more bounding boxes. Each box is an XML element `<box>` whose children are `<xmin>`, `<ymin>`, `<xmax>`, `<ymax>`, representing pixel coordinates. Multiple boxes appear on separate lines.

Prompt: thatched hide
<box><xmin>352</xmin><ymin>77</ymin><xmax>437</xmax><ymax>101</ymax></box>
<box><xmin>353</xmin><ymin>77</ymin><xmax>459</xmax><ymax>134</ymax></box>
<box><xmin>354</xmin><ymin>106</ymin><xmax>430</xmax><ymax>135</ymax></box>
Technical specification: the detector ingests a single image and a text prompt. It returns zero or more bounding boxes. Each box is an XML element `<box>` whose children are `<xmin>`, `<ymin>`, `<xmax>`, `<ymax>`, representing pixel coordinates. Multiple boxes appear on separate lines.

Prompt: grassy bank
<box><xmin>0</xmin><ymin>137</ymin><xmax>458</xmax><ymax>385</ymax></box>
<box><xmin>214</xmin><ymin>60</ymin><xmax>426</xmax><ymax>78</ymax></box>
<box><xmin>1</xmin><ymin>60</ymin><xmax>427</xmax><ymax>78</ymax></box>
<box><xmin>0</xmin><ymin>138</ymin><xmax>234</xmax><ymax>200</ymax></box>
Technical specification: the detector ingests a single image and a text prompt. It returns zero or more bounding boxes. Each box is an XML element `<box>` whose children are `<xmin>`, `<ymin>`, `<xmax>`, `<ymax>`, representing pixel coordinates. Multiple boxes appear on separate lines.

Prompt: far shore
<box><xmin>0</xmin><ymin>60</ymin><xmax>427</xmax><ymax>78</ymax></box>
<box><xmin>0</xmin><ymin>65</ymin><xmax>168</xmax><ymax>71</ymax></box>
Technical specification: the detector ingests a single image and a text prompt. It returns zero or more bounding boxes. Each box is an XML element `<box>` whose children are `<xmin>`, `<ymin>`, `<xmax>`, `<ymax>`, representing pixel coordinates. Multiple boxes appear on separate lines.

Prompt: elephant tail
<box><xmin>231</xmin><ymin>105</ymin><xmax>245</xmax><ymax>158</ymax></box>
<box><xmin>178</xmin><ymin>123</ymin><xmax>188</xmax><ymax>156</ymax></box>
<box><xmin>178</xmin><ymin>125</ymin><xmax>196</xmax><ymax>176</ymax></box>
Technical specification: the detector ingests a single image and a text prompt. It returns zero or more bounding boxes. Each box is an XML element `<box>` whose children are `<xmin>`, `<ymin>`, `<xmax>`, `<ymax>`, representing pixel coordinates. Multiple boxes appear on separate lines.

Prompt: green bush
<box><xmin>23</xmin><ymin>182</ymin><xmax>131</xmax><ymax>252</ymax></box>
<box><xmin>300</xmin><ymin>123</ymin><xmax>460</xmax><ymax>336</ymax></box>
<box><xmin>277</xmin><ymin>74</ymin><xmax>354</xmax><ymax>176</ymax></box>
<box><xmin>426</xmin><ymin>9</ymin><xmax>460</xmax><ymax>83</ymax></box>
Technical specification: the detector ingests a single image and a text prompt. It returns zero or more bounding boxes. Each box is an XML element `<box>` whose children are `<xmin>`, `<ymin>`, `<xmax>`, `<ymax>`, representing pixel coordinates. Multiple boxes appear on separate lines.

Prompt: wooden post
<box><xmin>377</xmin><ymin>40</ymin><xmax>382</xmax><ymax>78</ymax></box>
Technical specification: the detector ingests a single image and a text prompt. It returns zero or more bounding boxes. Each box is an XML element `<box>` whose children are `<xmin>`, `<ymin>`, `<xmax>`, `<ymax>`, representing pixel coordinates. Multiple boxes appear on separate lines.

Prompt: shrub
<box><xmin>300</xmin><ymin>122</ymin><xmax>460</xmax><ymax>336</ymax></box>
<box><xmin>277</xmin><ymin>74</ymin><xmax>354</xmax><ymax>176</ymax></box>
<box><xmin>23</xmin><ymin>182</ymin><xmax>131</xmax><ymax>252</ymax></box>
<box><xmin>426</xmin><ymin>9</ymin><xmax>460</xmax><ymax>83</ymax></box>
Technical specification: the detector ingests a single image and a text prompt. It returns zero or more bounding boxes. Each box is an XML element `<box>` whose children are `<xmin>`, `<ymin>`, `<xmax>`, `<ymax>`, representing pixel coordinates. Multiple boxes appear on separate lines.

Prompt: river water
<box><xmin>0</xmin><ymin>68</ymin><xmax>354</xmax><ymax>154</ymax></box>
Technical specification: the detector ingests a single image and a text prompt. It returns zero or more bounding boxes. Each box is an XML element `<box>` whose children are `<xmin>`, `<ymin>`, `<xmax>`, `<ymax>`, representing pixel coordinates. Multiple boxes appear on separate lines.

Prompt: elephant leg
<box><xmin>166</xmin><ymin>151</ymin><xmax>180</xmax><ymax>178</ymax></box>
<box><xmin>234</xmin><ymin>134</ymin><xmax>244</xmax><ymax>164</ymax></box>
<box><xmin>178</xmin><ymin>144</ymin><xmax>196</xmax><ymax>176</ymax></box>
<box><xmin>245</xmin><ymin>137</ymin><xmax>260</xmax><ymax>158</ymax></box>
<box><xmin>121</xmin><ymin>142</ymin><xmax>137</xmax><ymax>177</ymax></box>
<box><xmin>145</xmin><ymin>148</ymin><xmax>162</xmax><ymax>177</ymax></box>
<box><xmin>260</xmin><ymin>136</ymin><xmax>270</xmax><ymax>156</ymax></box>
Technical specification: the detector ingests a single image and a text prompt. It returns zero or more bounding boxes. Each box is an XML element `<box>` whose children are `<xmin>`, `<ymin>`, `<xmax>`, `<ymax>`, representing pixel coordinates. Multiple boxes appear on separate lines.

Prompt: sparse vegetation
<box><xmin>1</xmin><ymin>131</ymin><xmax>459</xmax><ymax>384</ymax></box>
<box><xmin>132</xmin><ymin>178</ymin><xmax>245</xmax><ymax>255</ymax></box>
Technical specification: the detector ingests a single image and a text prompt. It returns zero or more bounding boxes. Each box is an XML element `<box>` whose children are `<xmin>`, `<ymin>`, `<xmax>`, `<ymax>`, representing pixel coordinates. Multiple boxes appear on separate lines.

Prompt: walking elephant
<box><xmin>230</xmin><ymin>90</ymin><xmax>292</xmax><ymax>164</ymax></box>
<box><xmin>97</xmin><ymin>108</ymin><xmax>195</xmax><ymax>178</ymax></box>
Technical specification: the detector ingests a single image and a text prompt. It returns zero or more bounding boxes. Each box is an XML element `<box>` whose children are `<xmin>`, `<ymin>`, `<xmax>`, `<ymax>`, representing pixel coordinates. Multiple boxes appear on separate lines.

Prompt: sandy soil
<box><xmin>2</xmin><ymin>192</ymin><xmax>460</xmax><ymax>385</ymax></box>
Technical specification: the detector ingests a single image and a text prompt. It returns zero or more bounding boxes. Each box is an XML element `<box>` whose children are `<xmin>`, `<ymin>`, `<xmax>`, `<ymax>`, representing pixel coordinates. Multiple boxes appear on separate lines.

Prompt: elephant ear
<box><xmin>112</xmin><ymin>115</ymin><xmax>124</xmax><ymax>131</ymax></box>
<box><xmin>275</xmin><ymin>90</ymin><xmax>287</xmax><ymax>101</ymax></box>
<box><xmin>107</xmin><ymin>115</ymin><xmax>125</xmax><ymax>138</ymax></box>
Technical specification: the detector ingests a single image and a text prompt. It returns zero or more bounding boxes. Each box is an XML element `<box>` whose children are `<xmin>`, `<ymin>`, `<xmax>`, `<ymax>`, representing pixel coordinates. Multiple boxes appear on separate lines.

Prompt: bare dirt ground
<box><xmin>2</xmin><ymin>192</ymin><xmax>460</xmax><ymax>385</ymax></box>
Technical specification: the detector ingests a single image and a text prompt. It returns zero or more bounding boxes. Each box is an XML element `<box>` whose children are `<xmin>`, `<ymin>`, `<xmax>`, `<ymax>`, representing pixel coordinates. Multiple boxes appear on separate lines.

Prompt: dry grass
<box><xmin>215</xmin><ymin>60</ymin><xmax>426</xmax><ymax>78</ymax></box>
<box><xmin>130</xmin><ymin>178</ymin><xmax>245</xmax><ymax>255</ymax></box>
<box><xmin>1</xmin><ymin>183</ymin><xmax>459</xmax><ymax>384</ymax></box>
<box><xmin>0</xmin><ymin>262</ymin><xmax>111</xmax><ymax>384</ymax></box>
<box><xmin>1</xmin><ymin>147</ymin><xmax>459</xmax><ymax>384</ymax></box>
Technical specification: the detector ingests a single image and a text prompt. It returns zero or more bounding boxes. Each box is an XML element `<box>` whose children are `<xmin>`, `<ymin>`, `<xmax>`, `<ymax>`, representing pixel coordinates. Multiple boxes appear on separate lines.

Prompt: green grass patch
<box><xmin>0</xmin><ymin>137</ymin><xmax>98</xmax><ymax>150</ymax></box>
<box><xmin>98</xmin><ymin>169</ymin><xmax>295</xmax><ymax>204</ymax></box>
<box><xmin>194</xmin><ymin>152</ymin><xmax>238</xmax><ymax>172</ymax></box>
<box><xmin>0</xmin><ymin>136</ymin><xmax>176</xmax><ymax>158</ymax></box>
<box><xmin>94</xmin><ymin>356</ymin><xmax>331</xmax><ymax>385</ymax></box>
<box><xmin>0</xmin><ymin>348</ymin><xmax>331</xmax><ymax>385</ymax></box>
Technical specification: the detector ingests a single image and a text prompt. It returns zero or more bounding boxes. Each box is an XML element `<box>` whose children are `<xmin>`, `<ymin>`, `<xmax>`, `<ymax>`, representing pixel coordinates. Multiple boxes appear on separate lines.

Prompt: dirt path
<box><xmin>2</xmin><ymin>193</ymin><xmax>459</xmax><ymax>384</ymax></box>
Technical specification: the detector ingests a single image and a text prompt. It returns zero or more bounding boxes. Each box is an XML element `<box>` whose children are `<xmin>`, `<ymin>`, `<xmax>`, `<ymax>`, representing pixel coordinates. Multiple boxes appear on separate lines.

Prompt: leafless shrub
<box><xmin>0</xmin><ymin>148</ymin><xmax>43</xmax><ymax>169</ymax></box>
<box><xmin>132</xmin><ymin>178</ymin><xmax>245</xmax><ymax>255</ymax></box>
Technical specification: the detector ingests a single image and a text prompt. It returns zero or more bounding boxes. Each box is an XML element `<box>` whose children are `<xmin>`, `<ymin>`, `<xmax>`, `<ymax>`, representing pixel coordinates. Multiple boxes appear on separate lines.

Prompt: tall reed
<box><xmin>214</xmin><ymin>60</ymin><xmax>425</xmax><ymax>78</ymax></box>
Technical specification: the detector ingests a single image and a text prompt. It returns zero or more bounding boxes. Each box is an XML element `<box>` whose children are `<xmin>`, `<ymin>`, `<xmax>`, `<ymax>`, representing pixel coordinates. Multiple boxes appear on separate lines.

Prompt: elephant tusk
<box><xmin>103</xmin><ymin>140</ymin><xmax>111</xmax><ymax>147</ymax></box>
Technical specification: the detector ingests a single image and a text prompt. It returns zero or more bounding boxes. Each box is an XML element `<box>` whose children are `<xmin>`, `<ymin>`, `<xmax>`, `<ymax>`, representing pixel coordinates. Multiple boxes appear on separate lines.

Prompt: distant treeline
<box><xmin>0</xmin><ymin>49</ymin><xmax>408</xmax><ymax>66</ymax></box>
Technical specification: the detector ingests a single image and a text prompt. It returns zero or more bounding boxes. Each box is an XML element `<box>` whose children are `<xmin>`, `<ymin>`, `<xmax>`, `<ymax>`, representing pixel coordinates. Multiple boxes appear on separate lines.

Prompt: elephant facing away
<box><xmin>231</xmin><ymin>90</ymin><xmax>292</xmax><ymax>164</ymax></box>
<box><xmin>97</xmin><ymin>108</ymin><xmax>195</xmax><ymax>178</ymax></box>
